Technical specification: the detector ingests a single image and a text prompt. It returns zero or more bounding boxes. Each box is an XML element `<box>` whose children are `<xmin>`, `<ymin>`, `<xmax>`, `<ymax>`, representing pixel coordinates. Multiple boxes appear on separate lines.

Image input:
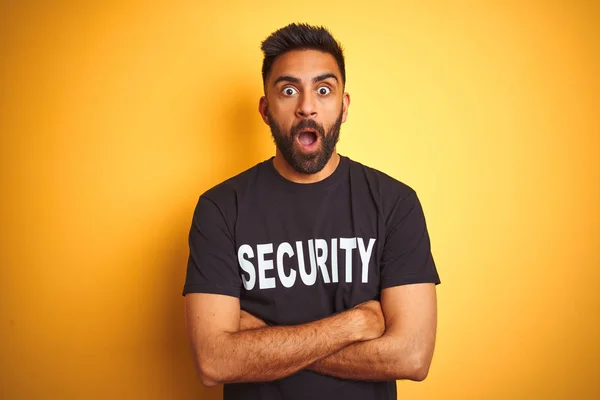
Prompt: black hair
<box><xmin>261</xmin><ymin>23</ymin><xmax>346</xmax><ymax>88</ymax></box>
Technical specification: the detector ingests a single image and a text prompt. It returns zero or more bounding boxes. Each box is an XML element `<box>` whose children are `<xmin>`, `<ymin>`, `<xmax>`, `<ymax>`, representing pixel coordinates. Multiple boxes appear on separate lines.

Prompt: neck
<box><xmin>272</xmin><ymin>150</ymin><xmax>340</xmax><ymax>184</ymax></box>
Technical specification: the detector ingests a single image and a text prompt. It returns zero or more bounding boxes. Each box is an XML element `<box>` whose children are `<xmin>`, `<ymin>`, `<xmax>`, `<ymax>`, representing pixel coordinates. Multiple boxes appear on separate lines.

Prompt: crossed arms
<box><xmin>184</xmin><ymin>283</ymin><xmax>437</xmax><ymax>387</ymax></box>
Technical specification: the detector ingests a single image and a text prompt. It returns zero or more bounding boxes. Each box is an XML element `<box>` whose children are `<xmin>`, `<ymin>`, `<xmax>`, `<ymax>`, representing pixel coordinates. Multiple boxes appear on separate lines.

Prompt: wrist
<box><xmin>339</xmin><ymin>308</ymin><xmax>367</xmax><ymax>342</ymax></box>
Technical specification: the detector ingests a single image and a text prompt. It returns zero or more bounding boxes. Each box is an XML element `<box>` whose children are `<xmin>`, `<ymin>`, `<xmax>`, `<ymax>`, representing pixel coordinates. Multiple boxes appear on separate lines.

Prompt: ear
<box><xmin>258</xmin><ymin>96</ymin><xmax>270</xmax><ymax>125</ymax></box>
<box><xmin>341</xmin><ymin>92</ymin><xmax>351</xmax><ymax>123</ymax></box>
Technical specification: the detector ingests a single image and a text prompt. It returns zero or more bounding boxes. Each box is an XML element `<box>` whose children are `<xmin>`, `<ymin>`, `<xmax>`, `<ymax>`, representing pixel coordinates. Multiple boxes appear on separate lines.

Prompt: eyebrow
<box><xmin>272</xmin><ymin>73</ymin><xmax>339</xmax><ymax>86</ymax></box>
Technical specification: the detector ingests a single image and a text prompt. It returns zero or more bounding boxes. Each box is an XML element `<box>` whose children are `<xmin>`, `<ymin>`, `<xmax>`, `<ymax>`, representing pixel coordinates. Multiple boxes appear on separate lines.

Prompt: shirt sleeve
<box><xmin>380</xmin><ymin>190</ymin><xmax>441</xmax><ymax>289</ymax></box>
<box><xmin>182</xmin><ymin>195</ymin><xmax>242</xmax><ymax>298</ymax></box>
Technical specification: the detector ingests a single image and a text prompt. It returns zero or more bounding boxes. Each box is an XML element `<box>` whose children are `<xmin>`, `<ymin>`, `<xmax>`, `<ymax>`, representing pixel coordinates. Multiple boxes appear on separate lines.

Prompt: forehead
<box><xmin>268</xmin><ymin>49</ymin><xmax>341</xmax><ymax>84</ymax></box>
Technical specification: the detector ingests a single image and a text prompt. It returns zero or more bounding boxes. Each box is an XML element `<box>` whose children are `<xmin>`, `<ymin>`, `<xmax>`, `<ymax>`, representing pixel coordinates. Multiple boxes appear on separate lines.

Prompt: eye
<box><xmin>282</xmin><ymin>87</ymin><xmax>298</xmax><ymax>96</ymax></box>
<box><xmin>317</xmin><ymin>86</ymin><xmax>331</xmax><ymax>95</ymax></box>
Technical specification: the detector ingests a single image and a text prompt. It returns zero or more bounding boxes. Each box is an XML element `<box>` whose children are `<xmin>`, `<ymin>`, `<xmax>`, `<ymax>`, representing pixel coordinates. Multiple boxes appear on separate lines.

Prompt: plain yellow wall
<box><xmin>1</xmin><ymin>1</ymin><xmax>599</xmax><ymax>399</ymax></box>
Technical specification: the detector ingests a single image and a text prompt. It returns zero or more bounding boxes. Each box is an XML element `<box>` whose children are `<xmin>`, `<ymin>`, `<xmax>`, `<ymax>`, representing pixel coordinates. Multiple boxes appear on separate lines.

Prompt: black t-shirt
<box><xmin>183</xmin><ymin>155</ymin><xmax>441</xmax><ymax>400</ymax></box>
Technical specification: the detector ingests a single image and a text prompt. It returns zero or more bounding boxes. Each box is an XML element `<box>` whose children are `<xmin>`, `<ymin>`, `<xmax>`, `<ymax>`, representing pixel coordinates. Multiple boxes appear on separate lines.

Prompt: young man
<box><xmin>183</xmin><ymin>23</ymin><xmax>441</xmax><ymax>400</ymax></box>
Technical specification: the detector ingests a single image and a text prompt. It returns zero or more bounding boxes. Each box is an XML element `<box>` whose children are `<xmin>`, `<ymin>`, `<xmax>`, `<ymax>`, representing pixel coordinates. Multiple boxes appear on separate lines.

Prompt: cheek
<box><xmin>318</xmin><ymin>96</ymin><xmax>342</xmax><ymax>112</ymax></box>
<box><xmin>322</xmin><ymin>102</ymin><xmax>342</xmax><ymax>122</ymax></box>
<box><xmin>267</xmin><ymin>97</ymin><xmax>295</xmax><ymax>116</ymax></box>
<box><xmin>270</xmin><ymin>99</ymin><xmax>297</xmax><ymax>115</ymax></box>
<box><xmin>267</xmin><ymin>103</ymin><xmax>294</xmax><ymax>123</ymax></box>
<box><xmin>269</xmin><ymin>112</ymin><xmax>294</xmax><ymax>132</ymax></box>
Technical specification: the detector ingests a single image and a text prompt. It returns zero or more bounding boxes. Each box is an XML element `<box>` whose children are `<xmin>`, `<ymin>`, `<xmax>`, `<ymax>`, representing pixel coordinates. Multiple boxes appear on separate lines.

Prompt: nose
<box><xmin>296</xmin><ymin>92</ymin><xmax>317</xmax><ymax>118</ymax></box>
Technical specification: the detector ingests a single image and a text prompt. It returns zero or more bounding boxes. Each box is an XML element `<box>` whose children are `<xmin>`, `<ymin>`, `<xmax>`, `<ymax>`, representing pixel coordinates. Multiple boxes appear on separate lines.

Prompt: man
<box><xmin>183</xmin><ymin>23</ymin><xmax>441</xmax><ymax>400</ymax></box>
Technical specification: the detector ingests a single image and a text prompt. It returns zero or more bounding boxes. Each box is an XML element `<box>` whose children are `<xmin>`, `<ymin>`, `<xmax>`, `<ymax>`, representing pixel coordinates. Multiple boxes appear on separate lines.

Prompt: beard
<box><xmin>268</xmin><ymin>108</ymin><xmax>343</xmax><ymax>175</ymax></box>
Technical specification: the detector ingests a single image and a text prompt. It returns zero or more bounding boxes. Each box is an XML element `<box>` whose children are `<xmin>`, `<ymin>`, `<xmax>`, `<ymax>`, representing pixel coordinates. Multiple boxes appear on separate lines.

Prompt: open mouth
<box><xmin>298</xmin><ymin>129</ymin><xmax>318</xmax><ymax>146</ymax></box>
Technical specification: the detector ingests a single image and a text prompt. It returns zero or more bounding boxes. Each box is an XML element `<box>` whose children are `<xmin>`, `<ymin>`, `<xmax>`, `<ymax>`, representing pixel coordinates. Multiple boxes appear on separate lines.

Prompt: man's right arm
<box><xmin>185</xmin><ymin>293</ymin><xmax>384</xmax><ymax>387</ymax></box>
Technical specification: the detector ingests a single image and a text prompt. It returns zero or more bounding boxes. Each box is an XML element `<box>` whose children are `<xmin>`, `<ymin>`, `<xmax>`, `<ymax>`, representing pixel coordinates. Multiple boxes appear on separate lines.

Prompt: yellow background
<box><xmin>1</xmin><ymin>1</ymin><xmax>598</xmax><ymax>399</ymax></box>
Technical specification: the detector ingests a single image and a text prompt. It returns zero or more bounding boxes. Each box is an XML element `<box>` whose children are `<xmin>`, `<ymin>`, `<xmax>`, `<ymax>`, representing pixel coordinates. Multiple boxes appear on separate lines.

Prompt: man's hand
<box><xmin>352</xmin><ymin>300</ymin><xmax>385</xmax><ymax>340</ymax></box>
<box><xmin>239</xmin><ymin>310</ymin><xmax>268</xmax><ymax>331</ymax></box>
<box><xmin>308</xmin><ymin>283</ymin><xmax>438</xmax><ymax>382</ymax></box>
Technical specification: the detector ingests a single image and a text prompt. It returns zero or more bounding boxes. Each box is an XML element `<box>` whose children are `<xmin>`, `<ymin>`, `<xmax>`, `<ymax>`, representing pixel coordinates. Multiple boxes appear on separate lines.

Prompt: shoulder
<box><xmin>191</xmin><ymin>159</ymin><xmax>270</xmax><ymax>221</ymax></box>
<box><xmin>345</xmin><ymin>157</ymin><xmax>431</xmax><ymax>238</ymax></box>
<box><xmin>200</xmin><ymin>159</ymin><xmax>269</xmax><ymax>203</ymax></box>
<box><xmin>345</xmin><ymin>155</ymin><xmax>417</xmax><ymax>204</ymax></box>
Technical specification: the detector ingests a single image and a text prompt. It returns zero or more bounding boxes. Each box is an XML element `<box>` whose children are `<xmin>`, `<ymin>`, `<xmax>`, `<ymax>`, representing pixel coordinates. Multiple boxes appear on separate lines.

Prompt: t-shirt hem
<box><xmin>182</xmin><ymin>283</ymin><xmax>241</xmax><ymax>298</ymax></box>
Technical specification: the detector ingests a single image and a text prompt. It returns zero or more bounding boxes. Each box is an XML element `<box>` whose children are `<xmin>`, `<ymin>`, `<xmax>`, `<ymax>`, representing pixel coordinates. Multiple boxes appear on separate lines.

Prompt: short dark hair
<box><xmin>261</xmin><ymin>23</ymin><xmax>346</xmax><ymax>88</ymax></box>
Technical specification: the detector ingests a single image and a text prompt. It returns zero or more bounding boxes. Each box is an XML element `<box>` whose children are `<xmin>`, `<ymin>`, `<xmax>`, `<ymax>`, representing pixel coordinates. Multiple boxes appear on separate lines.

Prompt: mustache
<box><xmin>291</xmin><ymin>119</ymin><xmax>325</xmax><ymax>136</ymax></box>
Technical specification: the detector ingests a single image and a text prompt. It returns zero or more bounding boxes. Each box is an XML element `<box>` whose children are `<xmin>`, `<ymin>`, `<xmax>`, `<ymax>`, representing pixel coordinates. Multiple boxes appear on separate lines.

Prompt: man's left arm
<box><xmin>307</xmin><ymin>282</ymin><xmax>437</xmax><ymax>381</ymax></box>
<box><xmin>303</xmin><ymin>189</ymin><xmax>440</xmax><ymax>381</ymax></box>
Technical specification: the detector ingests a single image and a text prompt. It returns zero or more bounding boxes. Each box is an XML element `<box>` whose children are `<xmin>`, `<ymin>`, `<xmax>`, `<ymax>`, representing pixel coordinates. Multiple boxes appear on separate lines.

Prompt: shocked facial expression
<box><xmin>260</xmin><ymin>49</ymin><xmax>350</xmax><ymax>174</ymax></box>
